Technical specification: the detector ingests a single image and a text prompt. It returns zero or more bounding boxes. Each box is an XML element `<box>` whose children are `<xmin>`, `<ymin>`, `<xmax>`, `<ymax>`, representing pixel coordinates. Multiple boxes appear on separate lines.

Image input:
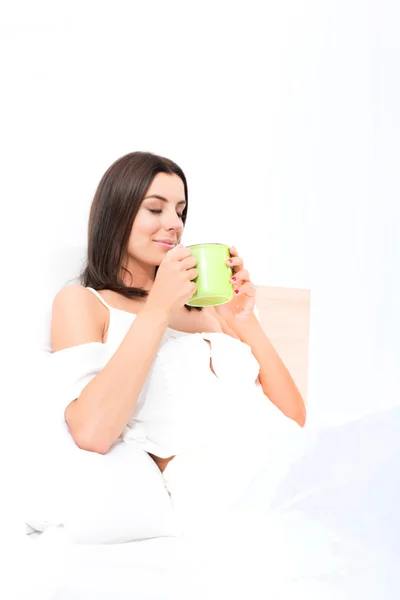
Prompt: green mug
<box><xmin>186</xmin><ymin>243</ymin><xmax>234</xmax><ymax>307</ymax></box>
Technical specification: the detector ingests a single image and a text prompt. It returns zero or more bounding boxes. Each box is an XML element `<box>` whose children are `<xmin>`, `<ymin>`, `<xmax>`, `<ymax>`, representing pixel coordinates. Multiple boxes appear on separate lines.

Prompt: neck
<box><xmin>121</xmin><ymin>257</ymin><xmax>156</xmax><ymax>291</ymax></box>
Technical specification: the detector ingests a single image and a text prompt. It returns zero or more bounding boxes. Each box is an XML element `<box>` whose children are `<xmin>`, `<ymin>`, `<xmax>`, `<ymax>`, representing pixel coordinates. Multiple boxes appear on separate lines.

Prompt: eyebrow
<box><xmin>144</xmin><ymin>194</ymin><xmax>186</xmax><ymax>206</ymax></box>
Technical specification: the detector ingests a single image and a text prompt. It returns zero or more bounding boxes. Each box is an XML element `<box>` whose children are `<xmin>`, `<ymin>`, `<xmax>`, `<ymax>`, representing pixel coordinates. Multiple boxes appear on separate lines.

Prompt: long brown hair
<box><xmin>80</xmin><ymin>151</ymin><xmax>201</xmax><ymax>311</ymax></box>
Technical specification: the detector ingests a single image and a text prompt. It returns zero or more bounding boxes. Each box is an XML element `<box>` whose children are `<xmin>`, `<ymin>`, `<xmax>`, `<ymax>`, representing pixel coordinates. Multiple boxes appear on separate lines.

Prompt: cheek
<box><xmin>131</xmin><ymin>212</ymin><xmax>159</xmax><ymax>239</ymax></box>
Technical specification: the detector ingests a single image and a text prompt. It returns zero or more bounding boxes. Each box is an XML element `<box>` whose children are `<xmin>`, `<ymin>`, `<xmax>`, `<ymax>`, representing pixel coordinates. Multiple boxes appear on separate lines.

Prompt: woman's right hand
<box><xmin>147</xmin><ymin>245</ymin><xmax>198</xmax><ymax>316</ymax></box>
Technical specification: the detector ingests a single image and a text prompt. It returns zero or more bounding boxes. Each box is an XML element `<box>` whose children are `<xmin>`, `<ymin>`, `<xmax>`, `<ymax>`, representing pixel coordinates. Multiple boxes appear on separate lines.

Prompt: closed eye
<box><xmin>148</xmin><ymin>209</ymin><xmax>184</xmax><ymax>219</ymax></box>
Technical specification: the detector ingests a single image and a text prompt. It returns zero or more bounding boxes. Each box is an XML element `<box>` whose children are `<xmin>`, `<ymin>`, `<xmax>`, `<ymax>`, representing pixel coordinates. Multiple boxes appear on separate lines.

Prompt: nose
<box><xmin>162</xmin><ymin>208</ymin><xmax>184</xmax><ymax>232</ymax></box>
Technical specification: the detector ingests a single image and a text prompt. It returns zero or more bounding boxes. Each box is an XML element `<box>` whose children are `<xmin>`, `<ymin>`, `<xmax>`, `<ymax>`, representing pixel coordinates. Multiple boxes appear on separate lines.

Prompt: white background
<box><xmin>1</xmin><ymin>0</ymin><xmax>399</xmax><ymax>554</ymax></box>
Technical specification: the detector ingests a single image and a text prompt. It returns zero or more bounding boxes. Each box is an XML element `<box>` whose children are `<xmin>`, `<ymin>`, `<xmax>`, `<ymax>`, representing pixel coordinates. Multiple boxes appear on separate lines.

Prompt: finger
<box><xmin>169</xmin><ymin>244</ymin><xmax>191</xmax><ymax>258</ymax></box>
<box><xmin>226</xmin><ymin>256</ymin><xmax>244</xmax><ymax>270</ymax></box>
<box><xmin>187</xmin><ymin>267</ymin><xmax>198</xmax><ymax>281</ymax></box>
<box><xmin>229</xmin><ymin>246</ymin><xmax>239</xmax><ymax>257</ymax></box>
<box><xmin>169</xmin><ymin>242</ymin><xmax>184</xmax><ymax>251</ymax></box>
<box><xmin>230</xmin><ymin>269</ymin><xmax>250</xmax><ymax>285</ymax></box>
<box><xmin>181</xmin><ymin>254</ymin><xmax>198</xmax><ymax>270</ymax></box>
<box><xmin>233</xmin><ymin>281</ymin><xmax>257</xmax><ymax>298</ymax></box>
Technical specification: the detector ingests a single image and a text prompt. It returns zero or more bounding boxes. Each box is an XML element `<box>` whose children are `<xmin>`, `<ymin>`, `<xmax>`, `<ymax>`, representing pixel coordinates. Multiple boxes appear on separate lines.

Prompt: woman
<box><xmin>51</xmin><ymin>151</ymin><xmax>306</xmax><ymax>479</ymax></box>
<box><xmin>46</xmin><ymin>152</ymin><xmax>399</xmax><ymax>594</ymax></box>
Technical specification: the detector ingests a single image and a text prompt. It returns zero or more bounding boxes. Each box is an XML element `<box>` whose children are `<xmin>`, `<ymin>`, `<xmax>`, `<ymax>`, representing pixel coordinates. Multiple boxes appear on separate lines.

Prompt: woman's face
<box><xmin>125</xmin><ymin>172</ymin><xmax>186</xmax><ymax>268</ymax></box>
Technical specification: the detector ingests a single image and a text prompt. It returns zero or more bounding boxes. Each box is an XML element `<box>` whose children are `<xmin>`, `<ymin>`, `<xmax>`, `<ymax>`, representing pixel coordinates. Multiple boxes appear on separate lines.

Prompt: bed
<box><xmin>9</xmin><ymin>248</ymin><xmax>400</xmax><ymax>599</ymax></box>
<box><xmin>14</xmin><ymin>410</ymin><xmax>400</xmax><ymax>600</ymax></box>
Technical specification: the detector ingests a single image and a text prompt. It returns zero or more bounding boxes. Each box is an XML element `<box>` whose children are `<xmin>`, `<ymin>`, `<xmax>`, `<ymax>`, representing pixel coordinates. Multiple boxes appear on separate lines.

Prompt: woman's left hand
<box><xmin>214</xmin><ymin>246</ymin><xmax>257</xmax><ymax>323</ymax></box>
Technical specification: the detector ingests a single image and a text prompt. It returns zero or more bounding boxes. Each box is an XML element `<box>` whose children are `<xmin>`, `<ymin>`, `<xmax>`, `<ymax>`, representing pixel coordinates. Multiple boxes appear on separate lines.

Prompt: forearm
<box><xmin>66</xmin><ymin>305</ymin><xmax>169</xmax><ymax>453</ymax></box>
<box><xmin>226</xmin><ymin>313</ymin><xmax>306</xmax><ymax>426</ymax></box>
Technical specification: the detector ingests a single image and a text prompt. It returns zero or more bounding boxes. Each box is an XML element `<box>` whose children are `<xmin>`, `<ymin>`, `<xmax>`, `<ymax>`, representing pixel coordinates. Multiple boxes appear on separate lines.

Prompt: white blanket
<box><xmin>22</xmin><ymin>342</ymin><xmax>400</xmax><ymax>598</ymax></box>
<box><xmin>18</xmin><ymin>405</ymin><xmax>400</xmax><ymax>599</ymax></box>
<box><xmin>31</xmin><ymin>339</ymin><xmax>308</xmax><ymax>535</ymax></box>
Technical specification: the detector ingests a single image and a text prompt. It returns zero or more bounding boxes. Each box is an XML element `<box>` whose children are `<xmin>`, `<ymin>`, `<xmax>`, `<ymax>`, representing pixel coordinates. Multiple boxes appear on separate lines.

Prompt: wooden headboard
<box><xmin>255</xmin><ymin>285</ymin><xmax>311</xmax><ymax>404</ymax></box>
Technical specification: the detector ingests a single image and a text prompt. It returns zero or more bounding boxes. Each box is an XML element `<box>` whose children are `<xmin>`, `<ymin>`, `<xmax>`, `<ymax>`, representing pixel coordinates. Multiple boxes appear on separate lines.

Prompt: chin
<box><xmin>151</xmin><ymin>251</ymin><xmax>166</xmax><ymax>266</ymax></box>
<box><xmin>144</xmin><ymin>253</ymin><xmax>162</xmax><ymax>266</ymax></box>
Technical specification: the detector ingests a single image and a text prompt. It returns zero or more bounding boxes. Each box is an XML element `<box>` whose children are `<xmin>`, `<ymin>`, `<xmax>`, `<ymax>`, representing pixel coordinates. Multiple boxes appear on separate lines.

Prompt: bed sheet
<box><xmin>12</xmin><ymin>515</ymin><xmax>400</xmax><ymax>600</ymax></box>
<box><xmin>10</xmin><ymin>405</ymin><xmax>400</xmax><ymax>600</ymax></box>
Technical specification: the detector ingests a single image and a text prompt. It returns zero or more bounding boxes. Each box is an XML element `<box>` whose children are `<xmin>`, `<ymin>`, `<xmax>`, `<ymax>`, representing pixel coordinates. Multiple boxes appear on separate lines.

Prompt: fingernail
<box><xmin>231</xmin><ymin>277</ymin><xmax>236</xmax><ymax>282</ymax></box>
<box><xmin>234</xmin><ymin>289</ymin><xmax>239</xmax><ymax>295</ymax></box>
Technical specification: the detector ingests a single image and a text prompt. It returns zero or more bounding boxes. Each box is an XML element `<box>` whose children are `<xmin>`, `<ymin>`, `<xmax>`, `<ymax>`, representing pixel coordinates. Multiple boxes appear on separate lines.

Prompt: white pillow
<box><xmin>24</xmin><ymin>405</ymin><xmax>181</xmax><ymax>544</ymax></box>
<box><xmin>36</xmin><ymin>245</ymin><xmax>87</xmax><ymax>356</ymax></box>
<box><xmin>62</xmin><ymin>425</ymin><xmax>180</xmax><ymax>543</ymax></box>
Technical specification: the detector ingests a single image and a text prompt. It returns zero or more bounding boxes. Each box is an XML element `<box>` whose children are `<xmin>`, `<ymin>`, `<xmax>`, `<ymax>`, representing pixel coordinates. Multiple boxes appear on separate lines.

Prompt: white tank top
<box><xmin>85</xmin><ymin>287</ymin><xmax>261</xmax><ymax>458</ymax></box>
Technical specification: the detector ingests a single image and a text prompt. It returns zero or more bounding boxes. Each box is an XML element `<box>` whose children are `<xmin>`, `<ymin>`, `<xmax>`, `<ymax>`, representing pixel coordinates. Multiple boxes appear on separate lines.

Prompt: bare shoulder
<box><xmin>51</xmin><ymin>285</ymin><xmax>105</xmax><ymax>352</ymax></box>
<box><xmin>52</xmin><ymin>284</ymin><xmax>100</xmax><ymax>313</ymax></box>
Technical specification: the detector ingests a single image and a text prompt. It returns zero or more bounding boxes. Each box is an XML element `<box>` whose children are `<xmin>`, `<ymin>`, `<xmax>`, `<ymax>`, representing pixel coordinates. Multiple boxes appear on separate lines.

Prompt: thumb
<box><xmin>168</xmin><ymin>243</ymin><xmax>181</xmax><ymax>252</ymax></box>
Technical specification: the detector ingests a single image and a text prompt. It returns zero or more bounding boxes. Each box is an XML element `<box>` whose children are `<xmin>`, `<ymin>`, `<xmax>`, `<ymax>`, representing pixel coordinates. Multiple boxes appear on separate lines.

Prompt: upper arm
<box><xmin>51</xmin><ymin>285</ymin><xmax>105</xmax><ymax>352</ymax></box>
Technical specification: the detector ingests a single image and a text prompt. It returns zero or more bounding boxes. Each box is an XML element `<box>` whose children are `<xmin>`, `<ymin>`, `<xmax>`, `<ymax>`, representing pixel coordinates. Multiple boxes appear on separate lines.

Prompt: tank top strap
<box><xmin>86</xmin><ymin>287</ymin><xmax>112</xmax><ymax>311</ymax></box>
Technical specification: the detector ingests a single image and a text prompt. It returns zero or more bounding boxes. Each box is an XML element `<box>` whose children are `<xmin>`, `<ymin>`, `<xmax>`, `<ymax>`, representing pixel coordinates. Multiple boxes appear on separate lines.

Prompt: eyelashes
<box><xmin>148</xmin><ymin>209</ymin><xmax>184</xmax><ymax>219</ymax></box>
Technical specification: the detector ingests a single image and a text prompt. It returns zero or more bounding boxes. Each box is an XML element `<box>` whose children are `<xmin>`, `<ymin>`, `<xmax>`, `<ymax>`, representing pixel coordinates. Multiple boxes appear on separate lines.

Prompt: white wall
<box><xmin>2</xmin><ymin>0</ymin><xmax>399</xmax><ymax>445</ymax></box>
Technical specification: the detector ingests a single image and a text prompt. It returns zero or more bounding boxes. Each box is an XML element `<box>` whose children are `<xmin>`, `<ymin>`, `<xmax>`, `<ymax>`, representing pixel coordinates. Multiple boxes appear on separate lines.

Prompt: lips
<box><xmin>153</xmin><ymin>240</ymin><xmax>176</xmax><ymax>249</ymax></box>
